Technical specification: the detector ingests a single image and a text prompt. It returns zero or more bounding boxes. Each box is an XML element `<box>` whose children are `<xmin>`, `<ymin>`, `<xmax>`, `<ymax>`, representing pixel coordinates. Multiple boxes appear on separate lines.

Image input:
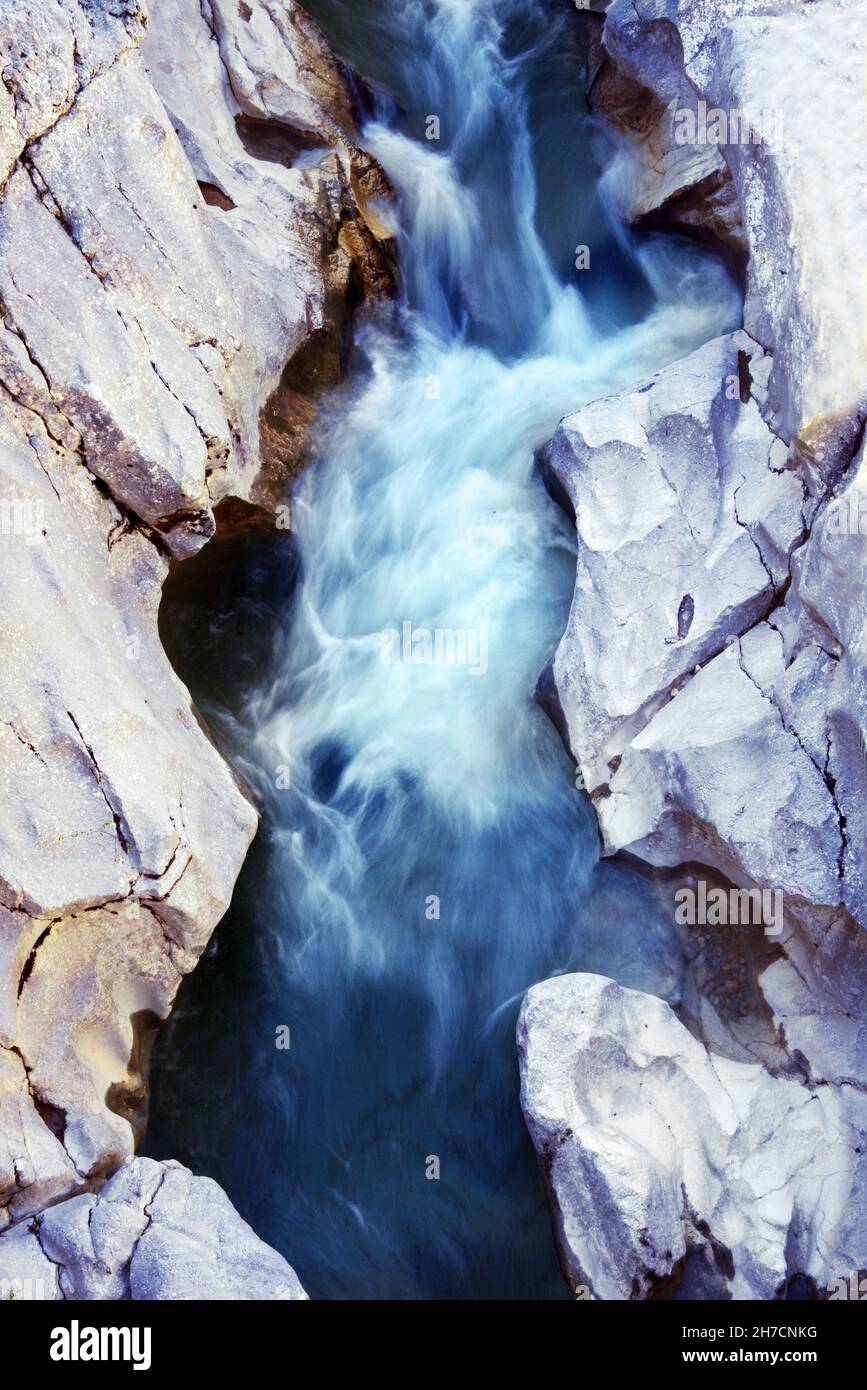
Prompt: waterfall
<box><xmin>145</xmin><ymin>0</ymin><xmax>741</xmax><ymax>1299</ymax></box>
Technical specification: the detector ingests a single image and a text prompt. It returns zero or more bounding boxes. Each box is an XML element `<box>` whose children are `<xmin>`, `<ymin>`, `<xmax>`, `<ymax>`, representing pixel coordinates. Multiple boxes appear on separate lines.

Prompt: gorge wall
<box><xmin>0</xmin><ymin>0</ymin><xmax>393</xmax><ymax>1298</ymax></box>
<box><xmin>521</xmin><ymin>0</ymin><xmax>867</xmax><ymax>1300</ymax></box>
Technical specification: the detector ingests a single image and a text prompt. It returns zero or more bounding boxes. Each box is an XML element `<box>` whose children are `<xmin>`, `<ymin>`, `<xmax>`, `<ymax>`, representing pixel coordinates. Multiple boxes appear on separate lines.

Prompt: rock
<box><xmin>582</xmin><ymin>0</ymin><xmax>746</xmax><ymax>257</ymax></box>
<box><xmin>206</xmin><ymin>0</ymin><xmax>358</xmax><ymax>142</ymax></box>
<box><xmin>518</xmin><ymin>973</ymin><xmax>867</xmax><ymax>1300</ymax></box>
<box><xmin>0</xmin><ymin>0</ymin><xmax>393</xmax><ymax>1263</ymax></box>
<box><xmin>0</xmin><ymin>0</ymin><xmax>396</xmax><ymax>560</ymax></box>
<box><xmin>142</xmin><ymin>0</ymin><xmax>397</xmax><ymax>510</ymax></box>
<box><xmin>0</xmin><ymin>149</ymin><xmax>223</xmax><ymax>558</ymax></box>
<box><xmin>543</xmin><ymin>329</ymin><xmax>804</xmax><ymax>793</ymax></box>
<box><xmin>0</xmin><ymin>1044</ymin><xmax>77</xmax><ymax>1227</ymax></box>
<box><xmin>584</xmin><ymin>0</ymin><xmax>867</xmax><ymax>475</ymax></box>
<box><xmin>600</xmin><ymin>631</ymin><xmax>842</xmax><ymax>912</ymax></box>
<box><xmin>0</xmin><ymin>1157</ymin><xmax>306</xmax><ymax>1299</ymax></box>
<box><xmin>793</xmin><ymin>433</ymin><xmax>867</xmax><ymax>931</ymax></box>
<box><xmin>0</xmin><ymin>0</ymin><xmax>146</xmax><ymax>186</ymax></box>
<box><xmin>0</xmin><ymin>390</ymin><xmax>258</xmax><ymax>1217</ymax></box>
<box><xmin>526</xmin><ymin>0</ymin><xmax>867</xmax><ymax>1299</ymax></box>
<box><xmin>549</xmin><ymin>4</ymin><xmax>867</xmax><ymax>936</ymax></box>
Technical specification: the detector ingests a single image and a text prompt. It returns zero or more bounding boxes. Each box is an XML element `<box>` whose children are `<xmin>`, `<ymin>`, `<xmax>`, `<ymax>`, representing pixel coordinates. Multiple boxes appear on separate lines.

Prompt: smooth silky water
<box><xmin>144</xmin><ymin>0</ymin><xmax>741</xmax><ymax>1298</ymax></box>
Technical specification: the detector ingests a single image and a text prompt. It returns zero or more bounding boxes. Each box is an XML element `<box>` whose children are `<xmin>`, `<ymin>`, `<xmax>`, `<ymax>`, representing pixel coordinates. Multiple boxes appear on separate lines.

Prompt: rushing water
<box><xmin>145</xmin><ymin>0</ymin><xmax>741</xmax><ymax>1298</ymax></box>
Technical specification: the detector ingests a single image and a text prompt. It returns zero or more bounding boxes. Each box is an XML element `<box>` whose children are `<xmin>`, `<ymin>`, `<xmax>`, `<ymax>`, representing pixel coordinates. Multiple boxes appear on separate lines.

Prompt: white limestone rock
<box><xmin>599</xmin><ymin>631</ymin><xmax>842</xmax><ymax>912</ymax></box>
<box><xmin>206</xmin><ymin>0</ymin><xmax>358</xmax><ymax>141</ymax></box>
<box><xmin>549</xmin><ymin>0</ymin><xmax>867</xmax><ymax>935</ymax></box>
<box><xmin>0</xmin><ymin>1157</ymin><xmax>306</xmax><ymax>1300</ymax></box>
<box><xmin>544</xmin><ymin>330</ymin><xmax>804</xmax><ymax>792</ymax></box>
<box><xmin>0</xmin><ymin>0</ymin><xmax>146</xmax><ymax>185</ymax></box>
<box><xmin>587</xmin><ymin>0</ymin><xmax>867</xmax><ymax>472</ymax></box>
<box><xmin>142</xmin><ymin>0</ymin><xmax>396</xmax><ymax>507</ymax></box>
<box><xmin>0</xmin><ymin>1217</ymin><xmax>62</xmax><ymax>1299</ymax></box>
<box><xmin>539</xmin><ymin>325</ymin><xmax>865</xmax><ymax>1298</ymax></box>
<box><xmin>518</xmin><ymin>973</ymin><xmax>867</xmax><ymax>1300</ymax></box>
<box><xmin>524</xmin><ymin>0</ymin><xmax>867</xmax><ymax>1304</ymax></box>
<box><xmin>584</xmin><ymin>0</ymin><xmax>747</xmax><ymax>254</ymax></box>
<box><xmin>0</xmin><ymin>393</ymin><xmax>258</xmax><ymax>1213</ymax></box>
<box><xmin>0</xmin><ymin>1044</ymin><xmax>77</xmax><ymax>1226</ymax></box>
<box><xmin>0</xmin><ymin>0</ymin><xmax>392</xmax><ymax>1237</ymax></box>
<box><xmin>569</xmin><ymin>379</ymin><xmax>867</xmax><ymax>943</ymax></box>
<box><xmin>759</xmin><ymin>905</ymin><xmax>867</xmax><ymax>1094</ymax></box>
<box><xmin>0</xmin><ymin>0</ymin><xmax>393</xmax><ymax>555</ymax></box>
<box><xmin>793</xmin><ymin>433</ymin><xmax>867</xmax><ymax>931</ymax></box>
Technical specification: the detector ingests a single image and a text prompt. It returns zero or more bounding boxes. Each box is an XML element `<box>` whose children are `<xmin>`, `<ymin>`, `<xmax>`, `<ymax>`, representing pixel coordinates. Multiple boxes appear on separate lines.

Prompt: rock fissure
<box><xmin>65</xmin><ymin>710</ymin><xmax>135</xmax><ymax>865</ymax></box>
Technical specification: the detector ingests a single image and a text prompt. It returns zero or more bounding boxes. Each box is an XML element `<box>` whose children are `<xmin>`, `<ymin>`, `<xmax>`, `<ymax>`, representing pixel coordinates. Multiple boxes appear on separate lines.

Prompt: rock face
<box><xmin>523</xmin><ymin>0</ymin><xmax>867</xmax><ymax>1298</ymax></box>
<box><xmin>0</xmin><ymin>0</ymin><xmax>393</xmax><ymax>1291</ymax></box>
<box><xmin>142</xmin><ymin>0</ymin><xmax>396</xmax><ymax>509</ymax></box>
<box><xmin>544</xmin><ymin>329</ymin><xmax>804</xmax><ymax>795</ymax></box>
<box><xmin>0</xmin><ymin>1157</ymin><xmax>306</xmax><ymax>1299</ymax></box>
<box><xmin>581</xmin><ymin>0</ymin><xmax>867</xmax><ymax>474</ymax></box>
<box><xmin>519</xmin><ymin>975</ymin><xmax>867</xmax><ymax>1300</ymax></box>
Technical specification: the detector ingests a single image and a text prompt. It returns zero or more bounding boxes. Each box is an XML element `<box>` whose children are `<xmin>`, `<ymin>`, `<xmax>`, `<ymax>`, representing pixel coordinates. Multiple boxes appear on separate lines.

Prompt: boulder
<box><xmin>0</xmin><ymin>1157</ymin><xmax>306</xmax><ymax>1299</ymax></box>
<box><xmin>543</xmin><ymin>330</ymin><xmax>804</xmax><ymax>793</ymax></box>
<box><xmin>519</xmin><ymin>974</ymin><xmax>867</xmax><ymax>1300</ymax></box>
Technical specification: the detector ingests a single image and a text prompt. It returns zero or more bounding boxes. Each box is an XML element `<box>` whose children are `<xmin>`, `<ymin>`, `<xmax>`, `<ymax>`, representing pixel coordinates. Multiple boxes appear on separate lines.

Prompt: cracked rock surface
<box><xmin>580</xmin><ymin>0</ymin><xmax>867</xmax><ymax>472</ymax></box>
<box><xmin>542</xmin><ymin>329</ymin><xmax>805</xmax><ymax>796</ymax></box>
<box><xmin>519</xmin><ymin>975</ymin><xmax>867</xmax><ymax>1300</ymax></box>
<box><xmin>0</xmin><ymin>0</ymin><xmax>394</xmax><ymax>1290</ymax></box>
<box><xmin>0</xmin><ymin>1156</ymin><xmax>307</xmax><ymax>1299</ymax></box>
<box><xmin>519</xmin><ymin>0</ymin><xmax>867</xmax><ymax>1298</ymax></box>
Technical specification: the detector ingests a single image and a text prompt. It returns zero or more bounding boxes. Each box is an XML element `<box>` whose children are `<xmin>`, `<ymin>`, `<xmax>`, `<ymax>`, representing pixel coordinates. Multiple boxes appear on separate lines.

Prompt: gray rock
<box><xmin>0</xmin><ymin>0</ymin><xmax>392</xmax><ymax>1282</ymax></box>
<box><xmin>600</xmin><ymin>634</ymin><xmax>842</xmax><ymax>910</ymax></box>
<box><xmin>519</xmin><ymin>973</ymin><xmax>867</xmax><ymax>1300</ymax></box>
<box><xmin>142</xmin><ymin>0</ymin><xmax>396</xmax><ymax>508</ymax></box>
<box><xmin>0</xmin><ymin>393</ymin><xmax>257</xmax><ymax>1208</ymax></box>
<box><xmin>0</xmin><ymin>1157</ymin><xmax>306</xmax><ymax>1300</ymax></box>
<box><xmin>206</xmin><ymin>0</ymin><xmax>358</xmax><ymax>141</ymax></box>
<box><xmin>555</xmin><ymin>1</ymin><xmax>867</xmax><ymax>939</ymax></box>
<box><xmin>544</xmin><ymin>330</ymin><xmax>804</xmax><ymax>793</ymax></box>
<box><xmin>525</xmin><ymin>0</ymin><xmax>867</xmax><ymax>1298</ymax></box>
<box><xmin>586</xmin><ymin>0</ymin><xmax>867</xmax><ymax>473</ymax></box>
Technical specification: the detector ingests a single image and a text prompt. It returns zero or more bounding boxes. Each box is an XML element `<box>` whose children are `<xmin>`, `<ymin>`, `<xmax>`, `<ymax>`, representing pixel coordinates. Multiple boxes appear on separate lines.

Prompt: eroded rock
<box><xmin>0</xmin><ymin>389</ymin><xmax>258</xmax><ymax>1220</ymax></box>
<box><xmin>519</xmin><ymin>974</ymin><xmax>867</xmax><ymax>1300</ymax></box>
<box><xmin>0</xmin><ymin>1156</ymin><xmax>306</xmax><ymax>1299</ymax></box>
<box><xmin>142</xmin><ymin>0</ymin><xmax>397</xmax><ymax>510</ymax></box>
<box><xmin>582</xmin><ymin>0</ymin><xmax>867</xmax><ymax>474</ymax></box>
<box><xmin>0</xmin><ymin>0</ymin><xmax>394</xmax><ymax>1279</ymax></box>
<box><xmin>525</xmin><ymin>0</ymin><xmax>867</xmax><ymax>1299</ymax></box>
<box><xmin>542</xmin><ymin>330</ymin><xmax>804</xmax><ymax>793</ymax></box>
